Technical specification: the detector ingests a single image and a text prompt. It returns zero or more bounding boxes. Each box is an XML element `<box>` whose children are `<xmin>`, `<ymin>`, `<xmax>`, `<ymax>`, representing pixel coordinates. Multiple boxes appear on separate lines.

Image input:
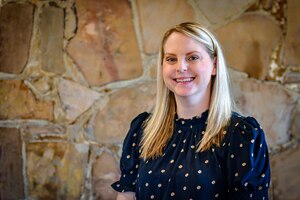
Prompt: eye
<box><xmin>165</xmin><ymin>57</ymin><xmax>177</xmax><ymax>64</ymax></box>
<box><xmin>187</xmin><ymin>55</ymin><xmax>199</xmax><ymax>62</ymax></box>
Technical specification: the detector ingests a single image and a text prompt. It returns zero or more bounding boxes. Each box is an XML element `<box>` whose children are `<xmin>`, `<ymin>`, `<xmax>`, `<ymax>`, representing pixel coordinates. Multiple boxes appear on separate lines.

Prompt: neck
<box><xmin>175</xmin><ymin>90</ymin><xmax>211</xmax><ymax>119</ymax></box>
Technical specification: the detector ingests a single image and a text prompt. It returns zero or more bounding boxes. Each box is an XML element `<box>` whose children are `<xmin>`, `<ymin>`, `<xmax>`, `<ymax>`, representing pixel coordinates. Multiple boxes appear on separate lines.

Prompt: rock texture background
<box><xmin>0</xmin><ymin>0</ymin><xmax>299</xmax><ymax>199</ymax></box>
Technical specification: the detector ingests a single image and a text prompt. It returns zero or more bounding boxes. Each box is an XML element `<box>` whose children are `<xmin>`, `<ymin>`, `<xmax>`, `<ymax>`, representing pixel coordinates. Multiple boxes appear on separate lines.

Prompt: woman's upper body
<box><xmin>112</xmin><ymin>111</ymin><xmax>270</xmax><ymax>200</ymax></box>
<box><xmin>112</xmin><ymin>22</ymin><xmax>271</xmax><ymax>199</ymax></box>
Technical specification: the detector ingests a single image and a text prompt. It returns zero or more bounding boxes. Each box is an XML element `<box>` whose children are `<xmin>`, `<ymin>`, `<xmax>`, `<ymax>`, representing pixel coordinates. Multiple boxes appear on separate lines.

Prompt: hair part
<box><xmin>140</xmin><ymin>22</ymin><xmax>233</xmax><ymax>160</ymax></box>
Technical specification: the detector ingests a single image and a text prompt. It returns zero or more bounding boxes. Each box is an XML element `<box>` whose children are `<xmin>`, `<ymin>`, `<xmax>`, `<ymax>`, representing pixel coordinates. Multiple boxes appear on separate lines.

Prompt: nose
<box><xmin>176</xmin><ymin>59</ymin><xmax>188</xmax><ymax>72</ymax></box>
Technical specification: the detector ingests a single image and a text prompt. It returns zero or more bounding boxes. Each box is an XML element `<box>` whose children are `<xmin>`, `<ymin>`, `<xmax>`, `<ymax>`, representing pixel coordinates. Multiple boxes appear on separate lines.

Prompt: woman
<box><xmin>111</xmin><ymin>22</ymin><xmax>270</xmax><ymax>200</ymax></box>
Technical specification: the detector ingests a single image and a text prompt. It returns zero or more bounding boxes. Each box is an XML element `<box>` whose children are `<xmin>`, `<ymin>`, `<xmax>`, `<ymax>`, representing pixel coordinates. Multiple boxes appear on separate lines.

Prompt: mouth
<box><xmin>174</xmin><ymin>77</ymin><xmax>195</xmax><ymax>83</ymax></box>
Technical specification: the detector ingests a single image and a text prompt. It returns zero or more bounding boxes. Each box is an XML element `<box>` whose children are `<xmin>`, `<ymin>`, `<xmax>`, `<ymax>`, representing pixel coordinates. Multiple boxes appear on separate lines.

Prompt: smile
<box><xmin>174</xmin><ymin>77</ymin><xmax>195</xmax><ymax>83</ymax></box>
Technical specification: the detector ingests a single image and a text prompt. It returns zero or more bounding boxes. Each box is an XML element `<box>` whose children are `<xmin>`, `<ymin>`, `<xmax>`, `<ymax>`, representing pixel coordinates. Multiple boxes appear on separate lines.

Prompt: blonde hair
<box><xmin>141</xmin><ymin>22</ymin><xmax>233</xmax><ymax>160</ymax></box>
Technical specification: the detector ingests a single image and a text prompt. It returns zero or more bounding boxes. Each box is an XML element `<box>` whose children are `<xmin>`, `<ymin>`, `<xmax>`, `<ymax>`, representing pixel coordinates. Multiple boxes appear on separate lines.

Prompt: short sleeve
<box><xmin>111</xmin><ymin>112</ymin><xmax>149</xmax><ymax>193</ymax></box>
<box><xmin>227</xmin><ymin>116</ymin><xmax>271</xmax><ymax>199</ymax></box>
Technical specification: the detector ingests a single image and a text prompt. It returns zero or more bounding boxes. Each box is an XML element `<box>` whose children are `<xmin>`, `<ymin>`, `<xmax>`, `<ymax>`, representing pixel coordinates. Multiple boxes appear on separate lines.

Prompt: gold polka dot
<box><xmin>243</xmin><ymin>125</ymin><xmax>247</xmax><ymax>129</ymax></box>
<box><xmin>242</xmin><ymin>162</ymin><xmax>246</xmax><ymax>167</ymax></box>
<box><xmin>136</xmin><ymin>164</ymin><xmax>139</xmax><ymax>168</ymax></box>
<box><xmin>148</xmin><ymin>170</ymin><xmax>152</xmax><ymax>174</ymax></box>
<box><xmin>116</xmin><ymin>184</ymin><xmax>120</xmax><ymax>187</ymax></box>
<box><xmin>133</xmin><ymin>133</ymin><xmax>137</xmax><ymax>137</ymax></box>
<box><xmin>181</xmin><ymin>121</ymin><xmax>185</xmax><ymax>125</ymax></box>
<box><xmin>132</xmin><ymin>143</ymin><xmax>136</xmax><ymax>146</ymax></box>
<box><xmin>170</xmin><ymin>159</ymin><xmax>174</xmax><ymax>163</ymax></box>
<box><xmin>185</xmin><ymin>173</ymin><xmax>189</xmax><ymax>177</ymax></box>
<box><xmin>183</xmin><ymin>139</ymin><xmax>186</xmax><ymax>143</ymax></box>
<box><xmin>158</xmin><ymin>183</ymin><xmax>162</xmax><ymax>187</ymax></box>
<box><xmin>198</xmin><ymin>170</ymin><xmax>202</xmax><ymax>174</ymax></box>
<box><xmin>244</xmin><ymin>182</ymin><xmax>248</xmax><ymax>186</ymax></box>
<box><xmin>223</xmin><ymin>131</ymin><xmax>227</xmax><ymax>135</ymax></box>
<box><xmin>126</xmin><ymin>155</ymin><xmax>131</xmax><ymax>159</ymax></box>
<box><xmin>145</xmin><ymin>183</ymin><xmax>149</xmax><ymax>187</ymax></box>
<box><xmin>230</xmin><ymin>154</ymin><xmax>234</xmax><ymax>158</ymax></box>
<box><xmin>211</xmin><ymin>180</ymin><xmax>216</xmax><ymax>184</ymax></box>
<box><xmin>150</xmin><ymin>195</ymin><xmax>155</xmax><ymax>199</ymax></box>
<box><xmin>130</xmin><ymin>171</ymin><xmax>133</xmax><ymax>174</ymax></box>
<box><xmin>190</xmin><ymin>125</ymin><xmax>193</xmax><ymax>129</ymax></box>
<box><xmin>205</xmin><ymin>160</ymin><xmax>209</xmax><ymax>164</ymax></box>
<box><xmin>172</xmin><ymin>143</ymin><xmax>176</xmax><ymax>147</ymax></box>
<box><xmin>251</xmin><ymin>139</ymin><xmax>255</xmax><ymax>143</ymax></box>
<box><xmin>202</xmin><ymin>131</ymin><xmax>205</xmax><ymax>135</ymax></box>
<box><xmin>258</xmin><ymin>186</ymin><xmax>262</xmax><ymax>190</ymax></box>
<box><xmin>212</xmin><ymin>148</ymin><xmax>215</xmax><ymax>152</ymax></box>
<box><xmin>235</xmin><ymin>173</ymin><xmax>238</xmax><ymax>177</ymax></box>
<box><xmin>183</xmin><ymin>186</ymin><xmax>187</xmax><ymax>190</ymax></box>
<box><xmin>161</xmin><ymin>169</ymin><xmax>166</xmax><ymax>173</ymax></box>
<box><xmin>242</xmin><ymin>131</ymin><xmax>245</xmax><ymax>134</ymax></box>
<box><xmin>240</xmin><ymin>143</ymin><xmax>243</xmax><ymax>147</ymax></box>
<box><xmin>260</xmin><ymin>143</ymin><xmax>263</xmax><ymax>148</ymax></box>
<box><xmin>181</xmin><ymin>149</ymin><xmax>184</xmax><ymax>153</ymax></box>
<box><xmin>191</xmin><ymin>145</ymin><xmax>195</xmax><ymax>149</ymax></box>
<box><xmin>171</xmin><ymin>192</ymin><xmax>175</xmax><ymax>196</ymax></box>
<box><xmin>261</xmin><ymin>173</ymin><xmax>265</xmax><ymax>178</ymax></box>
<box><xmin>178</xmin><ymin>165</ymin><xmax>183</xmax><ymax>169</ymax></box>
<box><xmin>235</xmin><ymin>188</ymin><xmax>238</xmax><ymax>191</ymax></box>
<box><xmin>178</xmin><ymin>130</ymin><xmax>182</xmax><ymax>133</ymax></box>
<box><xmin>235</xmin><ymin>123</ymin><xmax>239</xmax><ymax>127</ymax></box>
<box><xmin>250</xmin><ymin>193</ymin><xmax>253</xmax><ymax>198</ymax></box>
<box><xmin>215</xmin><ymin>193</ymin><xmax>219</xmax><ymax>197</ymax></box>
<box><xmin>196</xmin><ymin>185</ymin><xmax>201</xmax><ymax>190</ymax></box>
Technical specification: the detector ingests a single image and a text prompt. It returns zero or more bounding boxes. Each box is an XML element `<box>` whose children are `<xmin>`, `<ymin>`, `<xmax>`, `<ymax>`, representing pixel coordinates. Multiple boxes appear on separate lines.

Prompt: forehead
<box><xmin>163</xmin><ymin>32</ymin><xmax>206</xmax><ymax>53</ymax></box>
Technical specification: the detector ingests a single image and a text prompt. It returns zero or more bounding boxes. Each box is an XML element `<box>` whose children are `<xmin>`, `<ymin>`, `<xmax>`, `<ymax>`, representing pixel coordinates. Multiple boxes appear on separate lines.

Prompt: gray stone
<box><xmin>0</xmin><ymin>80</ymin><xmax>54</xmax><ymax>120</ymax></box>
<box><xmin>231</xmin><ymin>74</ymin><xmax>299</xmax><ymax>147</ymax></box>
<box><xmin>0</xmin><ymin>3</ymin><xmax>33</xmax><ymax>73</ymax></box>
<box><xmin>92</xmin><ymin>150</ymin><xmax>119</xmax><ymax>200</ymax></box>
<box><xmin>271</xmin><ymin>145</ymin><xmax>300</xmax><ymax>199</ymax></box>
<box><xmin>216</xmin><ymin>13</ymin><xmax>281</xmax><ymax>79</ymax></box>
<box><xmin>94</xmin><ymin>82</ymin><xmax>156</xmax><ymax>143</ymax></box>
<box><xmin>194</xmin><ymin>0</ymin><xmax>257</xmax><ymax>24</ymax></box>
<box><xmin>283</xmin><ymin>0</ymin><xmax>300</xmax><ymax>65</ymax></box>
<box><xmin>0</xmin><ymin>128</ymin><xmax>24</xmax><ymax>200</ymax></box>
<box><xmin>137</xmin><ymin>0</ymin><xmax>196</xmax><ymax>54</ymax></box>
<box><xmin>57</xmin><ymin>78</ymin><xmax>100</xmax><ymax>123</ymax></box>
<box><xmin>40</xmin><ymin>6</ymin><xmax>65</xmax><ymax>74</ymax></box>
<box><xmin>26</xmin><ymin>142</ymin><xmax>89</xmax><ymax>199</ymax></box>
<box><xmin>67</xmin><ymin>0</ymin><xmax>142</xmax><ymax>86</ymax></box>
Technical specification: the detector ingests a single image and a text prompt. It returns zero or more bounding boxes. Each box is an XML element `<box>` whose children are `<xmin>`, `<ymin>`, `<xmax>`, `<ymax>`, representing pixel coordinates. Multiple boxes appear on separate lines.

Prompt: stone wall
<box><xmin>0</xmin><ymin>0</ymin><xmax>299</xmax><ymax>199</ymax></box>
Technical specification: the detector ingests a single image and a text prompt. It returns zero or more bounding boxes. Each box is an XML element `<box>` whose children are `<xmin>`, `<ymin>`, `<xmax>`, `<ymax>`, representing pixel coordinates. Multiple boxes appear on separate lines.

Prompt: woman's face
<box><xmin>162</xmin><ymin>32</ymin><xmax>216</xmax><ymax>102</ymax></box>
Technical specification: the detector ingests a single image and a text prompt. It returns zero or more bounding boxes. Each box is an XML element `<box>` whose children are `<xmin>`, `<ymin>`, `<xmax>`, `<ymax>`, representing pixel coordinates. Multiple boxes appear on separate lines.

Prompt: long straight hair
<box><xmin>140</xmin><ymin>22</ymin><xmax>233</xmax><ymax>160</ymax></box>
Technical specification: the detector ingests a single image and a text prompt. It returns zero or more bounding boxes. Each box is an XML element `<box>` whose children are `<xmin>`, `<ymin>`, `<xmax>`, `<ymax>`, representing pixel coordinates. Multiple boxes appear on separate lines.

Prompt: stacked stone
<box><xmin>0</xmin><ymin>0</ymin><xmax>299</xmax><ymax>199</ymax></box>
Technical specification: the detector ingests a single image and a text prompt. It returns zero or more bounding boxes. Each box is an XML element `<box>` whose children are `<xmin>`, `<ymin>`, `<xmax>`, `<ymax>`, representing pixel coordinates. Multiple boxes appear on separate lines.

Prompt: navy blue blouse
<box><xmin>111</xmin><ymin>111</ymin><xmax>271</xmax><ymax>200</ymax></box>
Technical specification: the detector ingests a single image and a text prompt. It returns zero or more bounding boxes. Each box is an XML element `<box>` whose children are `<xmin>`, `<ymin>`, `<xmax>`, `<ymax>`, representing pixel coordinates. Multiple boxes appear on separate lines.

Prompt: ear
<box><xmin>212</xmin><ymin>57</ymin><xmax>217</xmax><ymax>75</ymax></box>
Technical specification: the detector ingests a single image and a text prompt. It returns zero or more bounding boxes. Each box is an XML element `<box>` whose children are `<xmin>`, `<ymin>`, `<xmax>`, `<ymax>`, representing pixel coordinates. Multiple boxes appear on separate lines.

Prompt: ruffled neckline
<box><xmin>174</xmin><ymin>109</ymin><xmax>209</xmax><ymax>128</ymax></box>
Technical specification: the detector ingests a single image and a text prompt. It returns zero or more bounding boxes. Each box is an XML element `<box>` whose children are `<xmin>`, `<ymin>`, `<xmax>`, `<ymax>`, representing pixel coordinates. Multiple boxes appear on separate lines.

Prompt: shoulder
<box><xmin>129</xmin><ymin>112</ymin><xmax>150</xmax><ymax>128</ymax></box>
<box><xmin>226</xmin><ymin>112</ymin><xmax>266</xmax><ymax>143</ymax></box>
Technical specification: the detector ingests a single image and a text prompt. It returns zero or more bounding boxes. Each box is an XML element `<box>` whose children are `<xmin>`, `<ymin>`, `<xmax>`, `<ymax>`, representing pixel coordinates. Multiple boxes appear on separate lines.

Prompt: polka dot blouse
<box><xmin>111</xmin><ymin>110</ymin><xmax>271</xmax><ymax>200</ymax></box>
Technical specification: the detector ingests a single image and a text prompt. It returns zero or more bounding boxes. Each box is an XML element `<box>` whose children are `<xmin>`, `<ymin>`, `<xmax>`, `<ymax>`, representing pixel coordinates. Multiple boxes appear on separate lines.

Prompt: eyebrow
<box><xmin>164</xmin><ymin>51</ymin><xmax>201</xmax><ymax>56</ymax></box>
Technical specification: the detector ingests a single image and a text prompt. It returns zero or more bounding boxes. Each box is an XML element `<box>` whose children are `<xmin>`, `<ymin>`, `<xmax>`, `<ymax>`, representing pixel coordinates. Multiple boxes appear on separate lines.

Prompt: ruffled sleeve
<box><xmin>111</xmin><ymin>112</ymin><xmax>149</xmax><ymax>193</ymax></box>
<box><xmin>227</xmin><ymin>116</ymin><xmax>271</xmax><ymax>199</ymax></box>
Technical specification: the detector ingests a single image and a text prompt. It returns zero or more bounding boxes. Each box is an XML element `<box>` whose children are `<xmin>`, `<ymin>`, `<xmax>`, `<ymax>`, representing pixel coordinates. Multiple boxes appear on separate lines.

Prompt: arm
<box><xmin>116</xmin><ymin>192</ymin><xmax>135</xmax><ymax>200</ymax></box>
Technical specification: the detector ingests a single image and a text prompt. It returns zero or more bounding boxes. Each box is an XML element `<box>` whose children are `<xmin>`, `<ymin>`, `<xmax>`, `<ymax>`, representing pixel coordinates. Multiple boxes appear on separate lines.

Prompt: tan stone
<box><xmin>194</xmin><ymin>0</ymin><xmax>257</xmax><ymax>24</ymax></box>
<box><xmin>0</xmin><ymin>80</ymin><xmax>54</xmax><ymax>120</ymax></box>
<box><xmin>67</xmin><ymin>0</ymin><xmax>142</xmax><ymax>86</ymax></box>
<box><xmin>0</xmin><ymin>3</ymin><xmax>33</xmax><ymax>74</ymax></box>
<box><xmin>65</xmin><ymin>4</ymin><xmax>77</xmax><ymax>40</ymax></box>
<box><xmin>215</xmin><ymin>13</ymin><xmax>281</xmax><ymax>79</ymax></box>
<box><xmin>40</xmin><ymin>6</ymin><xmax>65</xmax><ymax>74</ymax></box>
<box><xmin>92</xmin><ymin>150</ymin><xmax>119</xmax><ymax>200</ymax></box>
<box><xmin>271</xmin><ymin>145</ymin><xmax>300</xmax><ymax>199</ymax></box>
<box><xmin>283</xmin><ymin>0</ymin><xmax>300</xmax><ymax>65</ymax></box>
<box><xmin>94</xmin><ymin>82</ymin><xmax>156</xmax><ymax>143</ymax></box>
<box><xmin>291</xmin><ymin>100</ymin><xmax>300</xmax><ymax>140</ymax></box>
<box><xmin>0</xmin><ymin>128</ymin><xmax>24</xmax><ymax>199</ymax></box>
<box><xmin>231</xmin><ymin>76</ymin><xmax>298</xmax><ymax>147</ymax></box>
<box><xmin>26</xmin><ymin>142</ymin><xmax>89</xmax><ymax>199</ymax></box>
<box><xmin>137</xmin><ymin>0</ymin><xmax>196</xmax><ymax>54</ymax></box>
<box><xmin>57</xmin><ymin>78</ymin><xmax>100</xmax><ymax>123</ymax></box>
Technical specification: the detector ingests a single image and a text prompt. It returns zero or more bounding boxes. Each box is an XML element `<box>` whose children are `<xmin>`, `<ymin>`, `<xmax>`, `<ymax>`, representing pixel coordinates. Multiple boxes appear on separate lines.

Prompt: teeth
<box><xmin>176</xmin><ymin>78</ymin><xmax>194</xmax><ymax>82</ymax></box>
